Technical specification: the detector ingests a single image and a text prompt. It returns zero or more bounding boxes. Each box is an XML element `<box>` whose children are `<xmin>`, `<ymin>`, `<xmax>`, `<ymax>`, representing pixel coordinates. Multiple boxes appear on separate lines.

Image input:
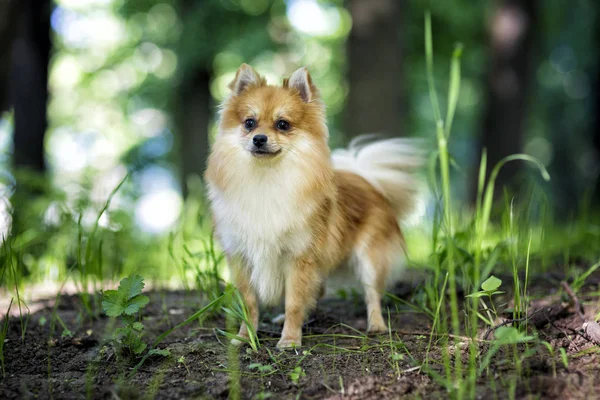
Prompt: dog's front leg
<box><xmin>228</xmin><ymin>256</ymin><xmax>259</xmax><ymax>346</ymax></box>
<box><xmin>277</xmin><ymin>256</ymin><xmax>321</xmax><ymax>349</ymax></box>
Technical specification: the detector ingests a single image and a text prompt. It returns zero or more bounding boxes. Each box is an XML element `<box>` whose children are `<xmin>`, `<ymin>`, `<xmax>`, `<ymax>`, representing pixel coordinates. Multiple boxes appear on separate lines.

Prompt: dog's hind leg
<box><xmin>355</xmin><ymin>235</ymin><xmax>403</xmax><ymax>333</ymax></box>
<box><xmin>355</xmin><ymin>251</ymin><xmax>388</xmax><ymax>333</ymax></box>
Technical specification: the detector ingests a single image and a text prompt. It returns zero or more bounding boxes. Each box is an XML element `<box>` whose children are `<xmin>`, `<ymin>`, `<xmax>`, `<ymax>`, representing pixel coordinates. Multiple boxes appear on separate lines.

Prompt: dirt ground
<box><xmin>1</xmin><ymin>271</ymin><xmax>599</xmax><ymax>400</ymax></box>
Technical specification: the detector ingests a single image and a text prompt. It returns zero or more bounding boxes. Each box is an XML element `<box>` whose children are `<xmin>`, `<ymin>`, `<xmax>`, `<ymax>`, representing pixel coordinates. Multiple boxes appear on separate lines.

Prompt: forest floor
<box><xmin>1</xmin><ymin>270</ymin><xmax>600</xmax><ymax>400</ymax></box>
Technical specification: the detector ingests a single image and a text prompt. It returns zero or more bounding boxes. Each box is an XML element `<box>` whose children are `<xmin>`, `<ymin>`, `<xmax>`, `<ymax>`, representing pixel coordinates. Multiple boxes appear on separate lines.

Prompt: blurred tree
<box><xmin>0</xmin><ymin>0</ymin><xmax>52</xmax><ymax>239</ymax></box>
<box><xmin>594</xmin><ymin>9</ymin><xmax>600</xmax><ymax>205</ymax></box>
<box><xmin>8</xmin><ymin>0</ymin><xmax>52</xmax><ymax>173</ymax></box>
<box><xmin>0</xmin><ymin>0</ymin><xmax>17</xmax><ymax>113</ymax></box>
<box><xmin>343</xmin><ymin>0</ymin><xmax>405</xmax><ymax>140</ymax></box>
<box><xmin>175</xmin><ymin>0</ymin><xmax>213</xmax><ymax>197</ymax></box>
<box><xmin>477</xmin><ymin>0</ymin><xmax>536</xmax><ymax>198</ymax></box>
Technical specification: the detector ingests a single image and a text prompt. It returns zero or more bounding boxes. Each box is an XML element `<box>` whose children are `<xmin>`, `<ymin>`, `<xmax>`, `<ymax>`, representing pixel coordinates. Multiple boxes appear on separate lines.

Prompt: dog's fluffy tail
<box><xmin>331</xmin><ymin>134</ymin><xmax>424</xmax><ymax>219</ymax></box>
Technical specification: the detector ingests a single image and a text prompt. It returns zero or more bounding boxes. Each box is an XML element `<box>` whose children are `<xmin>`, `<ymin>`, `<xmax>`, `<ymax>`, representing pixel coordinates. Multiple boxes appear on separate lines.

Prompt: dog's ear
<box><xmin>285</xmin><ymin>67</ymin><xmax>317</xmax><ymax>103</ymax></box>
<box><xmin>228</xmin><ymin>64</ymin><xmax>264</xmax><ymax>96</ymax></box>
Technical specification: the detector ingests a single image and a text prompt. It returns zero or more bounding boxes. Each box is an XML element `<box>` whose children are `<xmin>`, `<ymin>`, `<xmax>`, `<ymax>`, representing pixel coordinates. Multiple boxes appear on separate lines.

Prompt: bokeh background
<box><xmin>1</xmin><ymin>0</ymin><xmax>599</xmax><ymax>287</ymax></box>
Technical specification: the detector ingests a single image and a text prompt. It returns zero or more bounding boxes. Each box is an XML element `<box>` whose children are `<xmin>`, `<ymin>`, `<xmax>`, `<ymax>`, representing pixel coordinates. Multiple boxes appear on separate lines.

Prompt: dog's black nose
<box><xmin>253</xmin><ymin>134</ymin><xmax>268</xmax><ymax>148</ymax></box>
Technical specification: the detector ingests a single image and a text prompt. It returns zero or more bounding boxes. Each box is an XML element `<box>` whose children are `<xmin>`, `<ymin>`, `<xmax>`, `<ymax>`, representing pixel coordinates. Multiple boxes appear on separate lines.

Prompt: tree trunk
<box><xmin>10</xmin><ymin>0</ymin><xmax>52</xmax><ymax>172</ymax></box>
<box><xmin>177</xmin><ymin>68</ymin><xmax>212</xmax><ymax>197</ymax></box>
<box><xmin>475</xmin><ymin>0</ymin><xmax>536</xmax><ymax>200</ymax></box>
<box><xmin>593</xmin><ymin>11</ymin><xmax>600</xmax><ymax>206</ymax></box>
<box><xmin>6</xmin><ymin>0</ymin><xmax>52</xmax><ymax>239</ymax></box>
<box><xmin>0</xmin><ymin>0</ymin><xmax>17</xmax><ymax>112</ymax></box>
<box><xmin>344</xmin><ymin>0</ymin><xmax>405</xmax><ymax>142</ymax></box>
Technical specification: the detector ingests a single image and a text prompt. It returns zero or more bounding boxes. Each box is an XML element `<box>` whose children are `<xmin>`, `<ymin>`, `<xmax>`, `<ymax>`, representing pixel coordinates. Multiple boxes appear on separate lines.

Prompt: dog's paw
<box><xmin>231</xmin><ymin>337</ymin><xmax>248</xmax><ymax>347</ymax></box>
<box><xmin>367</xmin><ymin>317</ymin><xmax>388</xmax><ymax>334</ymax></box>
<box><xmin>276</xmin><ymin>337</ymin><xmax>301</xmax><ymax>349</ymax></box>
<box><xmin>231</xmin><ymin>331</ymin><xmax>250</xmax><ymax>347</ymax></box>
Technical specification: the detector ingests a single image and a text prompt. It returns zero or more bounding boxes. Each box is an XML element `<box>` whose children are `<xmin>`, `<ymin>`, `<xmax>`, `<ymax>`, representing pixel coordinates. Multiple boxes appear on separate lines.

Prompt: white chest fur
<box><xmin>208</xmin><ymin>165</ymin><xmax>315</xmax><ymax>304</ymax></box>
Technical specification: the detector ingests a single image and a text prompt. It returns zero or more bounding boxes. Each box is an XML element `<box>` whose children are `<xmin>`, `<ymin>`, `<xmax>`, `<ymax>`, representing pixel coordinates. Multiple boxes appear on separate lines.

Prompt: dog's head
<box><xmin>216</xmin><ymin>64</ymin><xmax>329</xmax><ymax>162</ymax></box>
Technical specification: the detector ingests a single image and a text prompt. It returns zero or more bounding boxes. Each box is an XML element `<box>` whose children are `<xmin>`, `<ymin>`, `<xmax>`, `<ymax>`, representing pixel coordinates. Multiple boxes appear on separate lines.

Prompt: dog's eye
<box><xmin>276</xmin><ymin>120</ymin><xmax>290</xmax><ymax>131</ymax></box>
<box><xmin>244</xmin><ymin>118</ymin><xmax>256</xmax><ymax>130</ymax></box>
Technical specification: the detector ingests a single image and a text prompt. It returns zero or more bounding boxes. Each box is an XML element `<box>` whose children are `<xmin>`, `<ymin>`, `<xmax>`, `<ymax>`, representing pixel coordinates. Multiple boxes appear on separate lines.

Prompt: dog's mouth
<box><xmin>250</xmin><ymin>149</ymin><xmax>282</xmax><ymax>158</ymax></box>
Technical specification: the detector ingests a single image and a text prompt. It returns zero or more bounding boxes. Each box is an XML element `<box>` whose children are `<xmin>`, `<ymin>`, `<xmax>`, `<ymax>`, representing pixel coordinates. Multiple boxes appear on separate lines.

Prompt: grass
<box><xmin>1</xmin><ymin>12</ymin><xmax>600</xmax><ymax>400</ymax></box>
<box><xmin>0</xmin><ymin>298</ymin><xmax>11</xmax><ymax>377</ymax></box>
<box><xmin>419</xmin><ymin>10</ymin><xmax>594</xmax><ymax>399</ymax></box>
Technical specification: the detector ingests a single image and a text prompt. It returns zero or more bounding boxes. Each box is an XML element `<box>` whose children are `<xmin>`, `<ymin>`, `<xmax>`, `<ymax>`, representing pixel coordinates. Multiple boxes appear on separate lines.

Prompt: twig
<box><xmin>483</xmin><ymin>308</ymin><xmax>543</xmax><ymax>340</ymax></box>
<box><xmin>548</xmin><ymin>320</ymin><xmax>580</xmax><ymax>352</ymax></box>
<box><xmin>561</xmin><ymin>281</ymin><xmax>600</xmax><ymax>345</ymax></box>
<box><xmin>528</xmin><ymin>303</ymin><xmax>571</xmax><ymax>329</ymax></box>
<box><xmin>483</xmin><ymin>316</ymin><xmax>528</xmax><ymax>340</ymax></box>
<box><xmin>401</xmin><ymin>366</ymin><xmax>422</xmax><ymax>374</ymax></box>
<box><xmin>561</xmin><ymin>281</ymin><xmax>585</xmax><ymax>321</ymax></box>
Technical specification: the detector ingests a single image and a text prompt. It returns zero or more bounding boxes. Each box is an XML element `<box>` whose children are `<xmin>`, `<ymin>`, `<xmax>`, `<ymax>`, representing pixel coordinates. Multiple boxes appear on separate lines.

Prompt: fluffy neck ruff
<box><xmin>205</xmin><ymin>134</ymin><xmax>334</xmax><ymax>240</ymax></box>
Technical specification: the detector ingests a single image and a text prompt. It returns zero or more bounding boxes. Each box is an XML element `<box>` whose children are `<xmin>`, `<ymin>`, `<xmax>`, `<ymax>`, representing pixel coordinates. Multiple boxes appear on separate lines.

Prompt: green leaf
<box><xmin>148</xmin><ymin>348</ymin><xmax>171</xmax><ymax>357</ymax></box>
<box><xmin>494</xmin><ymin>326</ymin><xmax>518</xmax><ymax>341</ymax></box>
<box><xmin>132</xmin><ymin>341</ymin><xmax>147</xmax><ymax>355</ymax></box>
<box><xmin>102</xmin><ymin>290</ymin><xmax>125</xmax><ymax>317</ymax></box>
<box><xmin>123</xmin><ymin>295</ymin><xmax>149</xmax><ymax>316</ymax></box>
<box><xmin>494</xmin><ymin>326</ymin><xmax>534</xmax><ymax>344</ymax></box>
<box><xmin>102</xmin><ymin>276</ymin><xmax>148</xmax><ymax>317</ymax></box>
<box><xmin>119</xmin><ymin>275</ymin><xmax>146</xmax><ymax>300</ymax></box>
<box><xmin>132</xmin><ymin>322</ymin><xmax>144</xmax><ymax>331</ymax></box>
<box><xmin>559</xmin><ymin>348</ymin><xmax>569</xmax><ymax>368</ymax></box>
<box><xmin>481</xmin><ymin>276</ymin><xmax>502</xmax><ymax>292</ymax></box>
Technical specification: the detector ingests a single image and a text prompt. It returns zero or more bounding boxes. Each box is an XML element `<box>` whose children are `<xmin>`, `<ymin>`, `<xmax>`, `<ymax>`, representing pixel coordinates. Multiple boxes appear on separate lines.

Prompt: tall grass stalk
<box><xmin>219</xmin><ymin>290</ymin><xmax>260</xmax><ymax>352</ymax></box>
<box><xmin>425</xmin><ymin>11</ymin><xmax>551</xmax><ymax>397</ymax></box>
<box><xmin>425</xmin><ymin>12</ymin><xmax>463</xmax><ymax>393</ymax></box>
<box><xmin>79</xmin><ymin>174</ymin><xmax>129</xmax><ymax>316</ymax></box>
<box><xmin>469</xmin><ymin>154</ymin><xmax>549</xmax><ymax>396</ymax></box>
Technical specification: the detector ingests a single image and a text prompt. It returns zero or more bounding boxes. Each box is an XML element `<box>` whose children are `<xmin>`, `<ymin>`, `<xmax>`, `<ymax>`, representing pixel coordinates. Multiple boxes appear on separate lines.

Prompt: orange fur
<box><xmin>205</xmin><ymin>64</ymin><xmax>418</xmax><ymax>348</ymax></box>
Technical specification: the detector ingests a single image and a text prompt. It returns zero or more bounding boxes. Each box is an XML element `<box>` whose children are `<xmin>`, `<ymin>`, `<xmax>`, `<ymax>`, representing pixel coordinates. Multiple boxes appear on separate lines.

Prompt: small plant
<box><xmin>218</xmin><ymin>290</ymin><xmax>260</xmax><ymax>352</ymax></box>
<box><xmin>559</xmin><ymin>347</ymin><xmax>569</xmax><ymax>370</ymax></box>
<box><xmin>289</xmin><ymin>366</ymin><xmax>305</xmax><ymax>385</ymax></box>
<box><xmin>571</xmin><ymin>260</ymin><xmax>600</xmax><ymax>293</ymax></box>
<box><xmin>177</xmin><ymin>356</ymin><xmax>191</xmax><ymax>374</ymax></box>
<box><xmin>541</xmin><ymin>341</ymin><xmax>558</xmax><ymax>378</ymax></box>
<box><xmin>479</xmin><ymin>326</ymin><xmax>534</xmax><ymax>374</ymax></box>
<box><xmin>102</xmin><ymin>275</ymin><xmax>169</xmax><ymax>358</ymax></box>
<box><xmin>466</xmin><ymin>275</ymin><xmax>505</xmax><ymax>326</ymax></box>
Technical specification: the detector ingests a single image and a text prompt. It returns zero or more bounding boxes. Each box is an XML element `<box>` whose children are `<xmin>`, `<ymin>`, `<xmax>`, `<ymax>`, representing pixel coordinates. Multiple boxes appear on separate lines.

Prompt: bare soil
<box><xmin>1</xmin><ymin>271</ymin><xmax>599</xmax><ymax>399</ymax></box>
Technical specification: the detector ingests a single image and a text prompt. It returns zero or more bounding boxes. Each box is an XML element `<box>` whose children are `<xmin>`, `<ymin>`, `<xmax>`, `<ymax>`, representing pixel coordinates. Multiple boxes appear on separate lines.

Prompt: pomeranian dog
<box><xmin>205</xmin><ymin>64</ymin><xmax>421</xmax><ymax>349</ymax></box>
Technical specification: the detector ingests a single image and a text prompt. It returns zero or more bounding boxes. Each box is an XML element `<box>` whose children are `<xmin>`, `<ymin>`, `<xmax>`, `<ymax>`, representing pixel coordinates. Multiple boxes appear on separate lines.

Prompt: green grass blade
<box><xmin>481</xmin><ymin>154</ymin><xmax>550</xmax><ymax>239</ymax></box>
<box><xmin>445</xmin><ymin>43</ymin><xmax>463</xmax><ymax>138</ymax></box>
<box><xmin>572</xmin><ymin>260</ymin><xmax>600</xmax><ymax>292</ymax></box>
<box><xmin>425</xmin><ymin>12</ymin><xmax>442</xmax><ymax>124</ymax></box>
